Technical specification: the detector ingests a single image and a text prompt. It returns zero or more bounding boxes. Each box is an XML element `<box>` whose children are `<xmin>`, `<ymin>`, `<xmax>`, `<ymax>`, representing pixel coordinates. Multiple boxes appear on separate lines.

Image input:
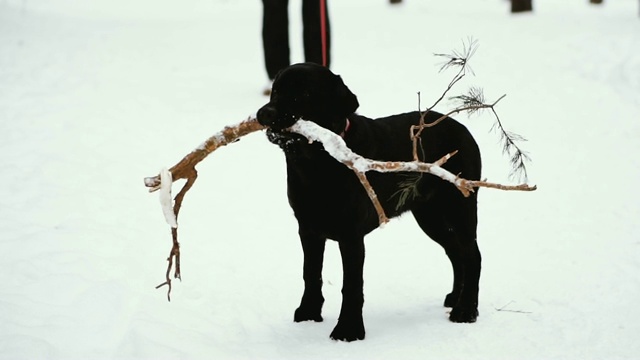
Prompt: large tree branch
<box><xmin>144</xmin><ymin>117</ymin><xmax>266</xmax><ymax>192</ymax></box>
<box><xmin>144</xmin><ymin>116</ymin><xmax>536</xmax><ymax>300</ymax></box>
<box><xmin>144</xmin><ymin>117</ymin><xmax>265</xmax><ymax>300</ymax></box>
<box><xmin>289</xmin><ymin>120</ymin><xmax>535</xmax><ymax>202</ymax></box>
<box><xmin>145</xmin><ymin>116</ymin><xmax>535</xmax><ymax>226</ymax></box>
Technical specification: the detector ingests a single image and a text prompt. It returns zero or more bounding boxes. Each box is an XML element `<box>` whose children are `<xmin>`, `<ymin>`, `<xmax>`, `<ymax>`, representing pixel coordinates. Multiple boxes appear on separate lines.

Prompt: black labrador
<box><xmin>256</xmin><ymin>63</ymin><xmax>482</xmax><ymax>341</ymax></box>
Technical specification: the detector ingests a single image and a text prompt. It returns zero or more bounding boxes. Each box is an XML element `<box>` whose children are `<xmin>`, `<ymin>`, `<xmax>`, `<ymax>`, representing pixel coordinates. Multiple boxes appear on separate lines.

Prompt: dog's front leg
<box><xmin>330</xmin><ymin>238</ymin><xmax>366</xmax><ymax>341</ymax></box>
<box><xmin>294</xmin><ymin>228</ymin><xmax>326</xmax><ymax>322</ymax></box>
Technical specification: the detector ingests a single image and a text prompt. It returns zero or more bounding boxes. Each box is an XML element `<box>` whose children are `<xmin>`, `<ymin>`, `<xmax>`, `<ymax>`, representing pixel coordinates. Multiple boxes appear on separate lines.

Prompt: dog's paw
<box><xmin>449</xmin><ymin>307</ymin><xmax>479</xmax><ymax>323</ymax></box>
<box><xmin>444</xmin><ymin>292</ymin><xmax>460</xmax><ymax>308</ymax></box>
<box><xmin>294</xmin><ymin>306</ymin><xmax>323</xmax><ymax>322</ymax></box>
<box><xmin>329</xmin><ymin>318</ymin><xmax>365</xmax><ymax>342</ymax></box>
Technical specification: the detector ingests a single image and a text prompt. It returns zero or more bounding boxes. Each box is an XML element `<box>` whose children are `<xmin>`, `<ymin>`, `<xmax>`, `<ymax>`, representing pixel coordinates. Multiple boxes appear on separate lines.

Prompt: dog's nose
<box><xmin>257</xmin><ymin>105</ymin><xmax>277</xmax><ymax>127</ymax></box>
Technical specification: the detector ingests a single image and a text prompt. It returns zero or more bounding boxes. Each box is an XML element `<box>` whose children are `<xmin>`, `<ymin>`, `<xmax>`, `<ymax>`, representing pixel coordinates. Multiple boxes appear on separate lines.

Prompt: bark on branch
<box><xmin>144</xmin><ymin>117</ymin><xmax>266</xmax><ymax>192</ymax></box>
<box><xmin>143</xmin><ymin>117</ymin><xmax>265</xmax><ymax>300</ymax></box>
<box><xmin>289</xmin><ymin>120</ymin><xmax>536</xmax><ymax>225</ymax></box>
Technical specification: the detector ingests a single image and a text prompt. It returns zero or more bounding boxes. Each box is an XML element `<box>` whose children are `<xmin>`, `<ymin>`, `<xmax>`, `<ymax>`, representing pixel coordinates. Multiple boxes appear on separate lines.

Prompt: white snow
<box><xmin>290</xmin><ymin>119</ymin><xmax>367</xmax><ymax>170</ymax></box>
<box><xmin>159</xmin><ymin>168</ymin><xmax>177</xmax><ymax>228</ymax></box>
<box><xmin>1</xmin><ymin>0</ymin><xmax>640</xmax><ymax>359</ymax></box>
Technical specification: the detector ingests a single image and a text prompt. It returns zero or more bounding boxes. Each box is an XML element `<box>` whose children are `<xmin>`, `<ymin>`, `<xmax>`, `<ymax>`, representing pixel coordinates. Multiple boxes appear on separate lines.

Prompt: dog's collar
<box><xmin>340</xmin><ymin>118</ymin><xmax>351</xmax><ymax>138</ymax></box>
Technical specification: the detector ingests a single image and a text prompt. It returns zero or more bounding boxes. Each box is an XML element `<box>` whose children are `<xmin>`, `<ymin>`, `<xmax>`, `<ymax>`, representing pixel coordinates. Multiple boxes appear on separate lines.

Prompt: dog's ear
<box><xmin>334</xmin><ymin>75</ymin><xmax>359</xmax><ymax>116</ymax></box>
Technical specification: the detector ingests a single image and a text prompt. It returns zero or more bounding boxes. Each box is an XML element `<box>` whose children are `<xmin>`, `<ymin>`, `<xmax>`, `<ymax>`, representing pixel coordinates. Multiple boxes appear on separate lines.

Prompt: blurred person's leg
<box><xmin>263</xmin><ymin>0</ymin><xmax>291</xmax><ymax>80</ymax></box>
<box><xmin>302</xmin><ymin>0</ymin><xmax>330</xmax><ymax>67</ymax></box>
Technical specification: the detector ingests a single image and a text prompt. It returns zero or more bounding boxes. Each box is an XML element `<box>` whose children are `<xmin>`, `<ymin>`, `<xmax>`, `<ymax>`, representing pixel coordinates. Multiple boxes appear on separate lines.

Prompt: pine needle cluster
<box><xmin>435</xmin><ymin>38</ymin><xmax>531</xmax><ymax>182</ymax></box>
<box><xmin>392</xmin><ymin>173</ymin><xmax>424</xmax><ymax>211</ymax></box>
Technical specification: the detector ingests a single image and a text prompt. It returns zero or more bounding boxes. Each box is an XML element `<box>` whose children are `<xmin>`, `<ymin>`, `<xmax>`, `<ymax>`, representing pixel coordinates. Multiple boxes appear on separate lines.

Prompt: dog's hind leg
<box><xmin>411</xmin><ymin>191</ymin><xmax>481</xmax><ymax>323</ymax></box>
<box><xmin>330</xmin><ymin>238</ymin><xmax>366</xmax><ymax>341</ymax></box>
<box><xmin>412</xmin><ymin>205</ymin><xmax>465</xmax><ymax>307</ymax></box>
<box><xmin>445</xmin><ymin>200</ymin><xmax>481</xmax><ymax>324</ymax></box>
<box><xmin>294</xmin><ymin>228</ymin><xmax>326</xmax><ymax>323</ymax></box>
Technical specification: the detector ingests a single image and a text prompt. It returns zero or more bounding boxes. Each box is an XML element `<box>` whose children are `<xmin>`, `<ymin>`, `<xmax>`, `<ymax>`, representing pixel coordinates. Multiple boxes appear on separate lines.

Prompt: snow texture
<box><xmin>1</xmin><ymin>0</ymin><xmax>640</xmax><ymax>359</ymax></box>
<box><xmin>290</xmin><ymin>120</ymin><xmax>368</xmax><ymax>171</ymax></box>
<box><xmin>291</xmin><ymin>119</ymin><xmax>465</xmax><ymax>187</ymax></box>
<box><xmin>159</xmin><ymin>168</ymin><xmax>178</xmax><ymax>228</ymax></box>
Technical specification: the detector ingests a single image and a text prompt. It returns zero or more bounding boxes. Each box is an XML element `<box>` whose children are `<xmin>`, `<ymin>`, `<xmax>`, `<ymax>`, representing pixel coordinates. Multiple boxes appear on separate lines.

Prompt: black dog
<box><xmin>256</xmin><ymin>63</ymin><xmax>482</xmax><ymax>341</ymax></box>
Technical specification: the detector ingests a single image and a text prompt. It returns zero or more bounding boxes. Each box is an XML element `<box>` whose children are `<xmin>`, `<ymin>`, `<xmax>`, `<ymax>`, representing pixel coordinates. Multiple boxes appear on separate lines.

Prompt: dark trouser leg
<box><xmin>262</xmin><ymin>0</ymin><xmax>290</xmax><ymax>79</ymax></box>
<box><xmin>302</xmin><ymin>0</ymin><xmax>330</xmax><ymax>67</ymax></box>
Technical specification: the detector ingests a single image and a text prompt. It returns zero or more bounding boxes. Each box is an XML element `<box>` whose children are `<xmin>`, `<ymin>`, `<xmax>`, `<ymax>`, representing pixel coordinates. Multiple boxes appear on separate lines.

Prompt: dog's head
<box><xmin>257</xmin><ymin>63</ymin><xmax>359</xmax><ymax>133</ymax></box>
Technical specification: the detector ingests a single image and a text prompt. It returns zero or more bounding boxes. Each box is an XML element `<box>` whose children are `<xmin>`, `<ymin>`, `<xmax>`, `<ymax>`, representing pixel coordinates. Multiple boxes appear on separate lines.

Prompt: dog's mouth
<box><xmin>272</xmin><ymin>115</ymin><xmax>299</xmax><ymax>131</ymax></box>
<box><xmin>266</xmin><ymin>127</ymin><xmax>314</xmax><ymax>156</ymax></box>
<box><xmin>267</xmin><ymin>128</ymin><xmax>304</xmax><ymax>142</ymax></box>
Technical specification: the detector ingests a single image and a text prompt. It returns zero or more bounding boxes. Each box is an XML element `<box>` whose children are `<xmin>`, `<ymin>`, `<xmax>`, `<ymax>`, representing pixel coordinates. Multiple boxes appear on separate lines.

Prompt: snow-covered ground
<box><xmin>1</xmin><ymin>0</ymin><xmax>639</xmax><ymax>358</ymax></box>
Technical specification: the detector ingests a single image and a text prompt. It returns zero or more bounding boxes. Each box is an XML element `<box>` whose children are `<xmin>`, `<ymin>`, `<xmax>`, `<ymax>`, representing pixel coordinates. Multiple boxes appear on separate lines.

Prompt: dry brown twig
<box><xmin>410</xmin><ymin>95</ymin><xmax>507</xmax><ymax>162</ymax></box>
<box><xmin>409</xmin><ymin>38</ymin><xmax>478</xmax><ymax>161</ymax></box>
<box><xmin>144</xmin><ymin>117</ymin><xmax>265</xmax><ymax>300</ymax></box>
<box><xmin>417</xmin><ymin>38</ymin><xmax>531</xmax><ymax>181</ymax></box>
<box><xmin>495</xmin><ymin>300</ymin><xmax>533</xmax><ymax>314</ymax></box>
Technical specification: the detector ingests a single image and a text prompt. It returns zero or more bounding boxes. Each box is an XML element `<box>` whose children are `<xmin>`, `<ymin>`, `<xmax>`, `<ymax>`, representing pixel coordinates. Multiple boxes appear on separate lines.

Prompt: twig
<box><xmin>415</xmin><ymin>38</ymin><xmax>531</xmax><ymax>181</ymax></box>
<box><xmin>145</xmin><ymin>117</ymin><xmax>265</xmax><ymax>301</ymax></box>
<box><xmin>489</xmin><ymin>106</ymin><xmax>531</xmax><ymax>181</ymax></box>
<box><xmin>352</xmin><ymin>171</ymin><xmax>389</xmax><ymax>225</ymax></box>
<box><xmin>465</xmin><ymin>180</ymin><xmax>536</xmax><ymax>192</ymax></box>
<box><xmin>155</xmin><ymin>170</ymin><xmax>199</xmax><ymax>300</ymax></box>
<box><xmin>495</xmin><ymin>301</ymin><xmax>532</xmax><ymax>314</ymax></box>
<box><xmin>155</xmin><ymin>232</ymin><xmax>180</xmax><ymax>301</ymax></box>
<box><xmin>427</xmin><ymin>37</ymin><xmax>478</xmax><ymax>113</ymax></box>
<box><xmin>412</xmin><ymin>38</ymin><xmax>478</xmax><ymax>161</ymax></box>
<box><xmin>410</xmin><ymin>93</ymin><xmax>508</xmax><ymax>154</ymax></box>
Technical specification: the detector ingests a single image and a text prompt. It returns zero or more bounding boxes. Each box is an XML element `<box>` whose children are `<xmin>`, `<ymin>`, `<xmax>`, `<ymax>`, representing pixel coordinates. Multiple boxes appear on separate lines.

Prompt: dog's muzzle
<box><xmin>257</xmin><ymin>104</ymin><xmax>298</xmax><ymax>131</ymax></box>
<box><xmin>257</xmin><ymin>104</ymin><xmax>277</xmax><ymax>127</ymax></box>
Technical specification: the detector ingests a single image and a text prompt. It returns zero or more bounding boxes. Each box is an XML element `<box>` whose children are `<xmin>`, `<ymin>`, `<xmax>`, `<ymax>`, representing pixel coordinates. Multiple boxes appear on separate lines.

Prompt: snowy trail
<box><xmin>1</xmin><ymin>0</ymin><xmax>639</xmax><ymax>359</ymax></box>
